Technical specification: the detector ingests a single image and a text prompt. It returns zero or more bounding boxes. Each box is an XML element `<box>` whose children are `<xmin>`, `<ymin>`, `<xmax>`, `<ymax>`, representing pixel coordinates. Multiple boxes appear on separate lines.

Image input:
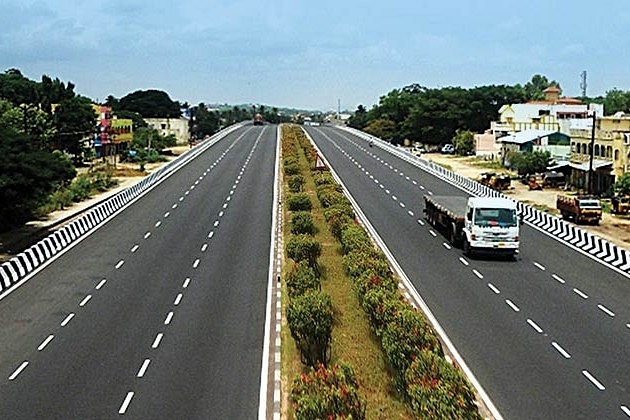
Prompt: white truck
<box><xmin>423</xmin><ymin>195</ymin><xmax>520</xmax><ymax>258</ymax></box>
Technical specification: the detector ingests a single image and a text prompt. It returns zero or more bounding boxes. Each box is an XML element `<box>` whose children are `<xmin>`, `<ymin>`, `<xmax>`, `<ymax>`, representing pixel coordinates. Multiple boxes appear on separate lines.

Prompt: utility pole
<box><xmin>588</xmin><ymin>109</ymin><xmax>596</xmax><ymax>195</ymax></box>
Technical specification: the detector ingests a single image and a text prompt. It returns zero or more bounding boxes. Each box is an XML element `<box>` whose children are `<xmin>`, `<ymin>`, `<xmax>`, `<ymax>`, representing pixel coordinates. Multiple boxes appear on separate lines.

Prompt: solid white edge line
<box><xmin>306</xmin><ymin>129</ymin><xmax>505</xmax><ymax>420</ymax></box>
<box><xmin>118</xmin><ymin>391</ymin><xmax>134</xmax><ymax>414</ymax></box>
<box><xmin>9</xmin><ymin>361</ymin><xmax>29</xmax><ymax>380</ymax></box>
<box><xmin>258</xmin><ymin>125</ymin><xmax>279</xmax><ymax>420</ymax></box>
<box><xmin>38</xmin><ymin>334</ymin><xmax>55</xmax><ymax>351</ymax></box>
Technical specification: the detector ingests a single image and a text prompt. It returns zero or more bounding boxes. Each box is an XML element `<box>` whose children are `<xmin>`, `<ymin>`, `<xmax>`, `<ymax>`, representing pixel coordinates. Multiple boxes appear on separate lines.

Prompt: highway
<box><xmin>0</xmin><ymin>124</ymin><xmax>277</xmax><ymax>419</ymax></box>
<box><xmin>306</xmin><ymin>125</ymin><xmax>630</xmax><ymax>420</ymax></box>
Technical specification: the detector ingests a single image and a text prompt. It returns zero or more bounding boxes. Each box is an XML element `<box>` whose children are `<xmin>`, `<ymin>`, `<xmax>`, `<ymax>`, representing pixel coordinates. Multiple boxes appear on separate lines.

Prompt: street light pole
<box><xmin>588</xmin><ymin>110</ymin><xmax>596</xmax><ymax>195</ymax></box>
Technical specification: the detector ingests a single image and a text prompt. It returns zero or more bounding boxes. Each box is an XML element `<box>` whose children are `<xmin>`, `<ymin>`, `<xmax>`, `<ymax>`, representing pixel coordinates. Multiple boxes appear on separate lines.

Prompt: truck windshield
<box><xmin>579</xmin><ymin>200</ymin><xmax>601</xmax><ymax>209</ymax></box>
<box><xmin>474</xmin><ymin>208</ymin><xmax>517</xmax><ymax>227</ymax></box>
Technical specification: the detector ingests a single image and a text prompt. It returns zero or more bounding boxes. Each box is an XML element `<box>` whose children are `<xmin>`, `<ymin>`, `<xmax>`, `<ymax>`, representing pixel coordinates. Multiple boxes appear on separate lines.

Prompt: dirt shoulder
<box><xmin>424</xmin><ymin>152</ymin><xmax>630</xmax><ymax>251</ymax></box>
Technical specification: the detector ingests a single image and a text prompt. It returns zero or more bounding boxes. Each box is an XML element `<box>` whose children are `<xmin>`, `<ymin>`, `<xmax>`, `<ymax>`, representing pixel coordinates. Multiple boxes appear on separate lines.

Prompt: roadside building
<box><xmin>92</xmin><ymin>105</ymin><xmax>133</xmax><ymax>159</ymax></box>
<box><xmin>144</xmin><ymin>117</ymin><xmax>190</xmax><ymax>144</ymax></box>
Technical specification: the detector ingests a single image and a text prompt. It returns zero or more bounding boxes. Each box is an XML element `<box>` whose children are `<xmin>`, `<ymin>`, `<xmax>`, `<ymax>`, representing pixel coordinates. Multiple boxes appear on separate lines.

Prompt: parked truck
<box><xmin>423</xmin><ymin>195</ymin><xmax>520</xmax><ymax>258</ymax></box>
<box><xmin>556</xmin><ymin>195</ymin><xmax>602</xmax><ymax>225</ymax></box>
<box><xmin>611</xmin><ymin>196</ymin><xmax>630</xmax><ymax>215</ymax></box>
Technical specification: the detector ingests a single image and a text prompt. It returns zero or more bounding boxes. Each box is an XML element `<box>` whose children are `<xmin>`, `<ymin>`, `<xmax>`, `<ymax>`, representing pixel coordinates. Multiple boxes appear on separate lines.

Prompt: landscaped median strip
<box><xmin>281</xmin><ymin>124</ymin><xmax>483</xmax><ymax>419</ymax></box>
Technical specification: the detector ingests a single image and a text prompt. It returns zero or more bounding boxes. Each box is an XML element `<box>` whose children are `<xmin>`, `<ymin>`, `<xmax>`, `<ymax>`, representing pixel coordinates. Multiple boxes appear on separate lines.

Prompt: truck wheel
<box><xmin>463</xmin><ymin>239</ymin><xmax>472</xmax><ymax>257</ymax></box>
<box><xmin>449</xmin><ymin>223</ymin><xmax>459</xmax><ymax>246</ymax></box>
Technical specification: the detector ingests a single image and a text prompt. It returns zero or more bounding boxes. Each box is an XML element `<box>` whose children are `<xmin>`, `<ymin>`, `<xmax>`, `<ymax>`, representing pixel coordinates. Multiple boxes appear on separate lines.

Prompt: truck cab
<box><xmin>463</xmin><ymin>197</ymin><xmax>520</xmax><ymax>257</ymax></box>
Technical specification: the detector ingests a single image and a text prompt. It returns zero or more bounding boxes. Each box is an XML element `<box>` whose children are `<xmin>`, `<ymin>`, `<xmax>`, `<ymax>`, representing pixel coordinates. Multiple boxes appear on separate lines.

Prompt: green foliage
<box><xmin>285</xmin><ymin>261</ymin><xmax>320</xmax><ymax>299</ymax></box>
<box><xmin>362</xmin><ymin>289</ymin><xmax>408</xmax><ymax>335</ymax></box>
<box><xmin>342</xmin><ymin>248</ymin><xmax>391</xmax><ymax>280</ymax></box>
<box><xmin>357</xmin><ymin>82</ymin><xmax>526</xmax><ymax>145</ymax></box>
<box><xmin>288</xmin><ymin>174</ymin><xmax>305</xmax><ymax>192</ymax></box>
<box><xmin>316</xmin><ymin>185</ymin><xmax>348</xmax><ymax>208</ymax></box>
<box><xmin>381</xmin><ymin>307</ymin><xmax>444</xmax><ymax>391</ymax></box>
<box><xmin>324</xmin><ymin>204</ymin><xmax>355</xmax><ymax>241</ymax></box>
<box><xmin>130</xmin><ymin>126</ymin><xmax>176</xmax><ymax>153</ymax></box>
<box><xmin>0</xmin><ymin>126</ymin><xmax>76</xmax><ymax>231</ymax></box>
<box><xmin>405</xmin><ymin>351</ymin><xmax>481</xmax><ymax>419</ymax></box>
<box><xmin>452</xmin><ymin>129</ymin><xmax>474</xmax><ymax>155</ymax></box>
<box><xmin>507</xmin><ymin>150</ymin><xmax>552</xmax><ymax>175</ymax></box>
<box><xmin>117</xmin><ymin>89</ymin><xmax>181</xmax><ymax>118</ymax></box>
<box><xmin>291</xmin><ymin>363</ymin><xmax>366</xmax><ymax>420</ymax></box>
<box><xmin>284</xmin><ymin>162</ymin><xmax>301</xmax><ymax>176</ymax></box>
<box><xmin>286</xmin><ymin>193</ymin><xmax>312</xmax><ymax>211</ymax></box>
<box><xmin>290</xmin><ymin>211</ymin><xmax>315</xmax><ymax>235</ymax></box>
<box><xmin>613</xmin><ymin>173</ymin><xmax>630</xmax><ymax>196</ymax></box>
<box><xmin>286</xmin><ymin>234</ymin><xmax>321</xmax><ymax>269</ymax></box>
<box><xmin>364</xmin><ymin>118</ymin><xmax>397</xmax><ymax>141</ymax></box>
<box><xmin>340</xmin><ymin>223</ymin><xmax>372</xmax><ymax>254</ymax></box>
<box><xmin>51</xmin><ymin>96</ymin><xmax>96</xmax><ymax>160</ymax></box>
<box><xmin>523</xmin><ymin>74</ymin><xmax>560</xmax><ymax>101</ymax></box>
<box><xmin>313</xmin><ymin>172</ymin><xmax>336</xmax><ymax>186</ymax></box>
<box><xmin>190</xmin><ymin>103</ymin><xmax>221</xmax><ymax>138</ymax></box>
<box><xmin>287</xmin><ymin>291</ymin><xmax>334</xmax><ymax>367</ymax></box>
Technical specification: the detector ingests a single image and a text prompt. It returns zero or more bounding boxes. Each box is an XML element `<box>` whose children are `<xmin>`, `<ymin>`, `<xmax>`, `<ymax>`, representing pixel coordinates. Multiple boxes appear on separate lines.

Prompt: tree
<box><xmin>603</xmin><ymin>88</ymin><xmax>630</xmax><ymax>115</ymax></box>
<box><xmin>0</xmin><ymin>124</ymin><xmax>76</xmax><ymax>231</ymax></box>
<box><xmin>507</xmin><ymin>150</ymin><xmax>551</xmax><ymax>175</ymax></box>
<box><xmin>613</xmin><ymin>173</ymin><xmax>630</xmax><ymax>196</ymax></box>
<box><xmin>363</xmin><ymin>118</ymin><xmax>397</xmax><ymax>142</ymax></box>
<box><xmin>452</xmin><ymin>129</ymin><xmax>474</xmax><ymax>155</ymax></box>
<box><xmin>0</xmin><ymin>68</ymin><xmax>40</xmax><ymax>105</ymax></box>
<box><xmin>190</xmin><ymin>103</ymin><xmax>220</xmax><ymax>138</ymax></box>
<box><xmin>348</xmin><ymin>105</ymin><xmax>369</xmax><ymax>129</ymax></box>
<box><xmin>523</xmin><ymin>74</ymin><xmax>561</xmax><ymax>101</ymax></box>
<box><xmin>51</xmin><ymin>96</ymin><xmax>96</xmax><ymax>161</ymax></box>
<box><xmin>117</xmin><ymin>89</ymin><xmax>181</xmax><ymax>118</ymax></box>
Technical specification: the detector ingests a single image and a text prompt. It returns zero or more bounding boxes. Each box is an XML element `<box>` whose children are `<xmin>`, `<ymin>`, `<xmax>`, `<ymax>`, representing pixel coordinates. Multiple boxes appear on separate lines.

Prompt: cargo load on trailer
<box><xmin>556</xmin><ymin>195</ymin><xmax>602</xmax><ymax>225</ymax></box>
<box><xmin>423</xmin><ymin>195</ymin><xmax>520</xmax><ymax>258</ymax></box>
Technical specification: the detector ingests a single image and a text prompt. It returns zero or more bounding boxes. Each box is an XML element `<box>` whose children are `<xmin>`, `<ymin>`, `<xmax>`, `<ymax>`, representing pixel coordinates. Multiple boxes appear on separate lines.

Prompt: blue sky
<box><xmin>1</xmin><ymin>0</ymin><xmax>629</xmax><ymax>112</ymax></box>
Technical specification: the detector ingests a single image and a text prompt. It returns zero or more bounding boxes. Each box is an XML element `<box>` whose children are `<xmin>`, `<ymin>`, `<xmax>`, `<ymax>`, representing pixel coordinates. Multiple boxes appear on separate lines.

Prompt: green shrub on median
<box><xmin>286</xmin><ymin>193</ymin><xmax>312</xmax><ymax>212</ymax></box>
<box><xmin>290</xmin><ymin>211</ymin><xmax>315</xmax><ymax>235</ymax></box>
<box><xmin>405</xmin><ymin>351</ymin><xmax>482</xmax><ymax>419</ymax></box>
<box><xmin>287</xmin><ymin>290</ymin><xmax>334</xmax><ymax>367</ymax></box>
<box><xmin>286</xmin><ymin>261</ymin><xmax>320</xmax><ymax>299</ymax></box>
<box><xmin>291</xmin><ymin>362</ymin><xmax>366</xmax><ymax>420</ymax></box>
<box><xmin>286</xmin><ymin>233</ymin><xmax>322</xmax><ymax>270</ymax></box>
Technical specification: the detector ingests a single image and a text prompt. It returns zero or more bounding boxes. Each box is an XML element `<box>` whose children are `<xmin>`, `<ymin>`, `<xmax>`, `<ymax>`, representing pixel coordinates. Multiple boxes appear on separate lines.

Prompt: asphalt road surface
<box><xmin>0</xmin><ymin>124</ymin><xmax>277</xmax><ymax>419</ymax></box>
<box><xmin>306</xmin><ymin>125</ymin><xmax>630</xmax><ymax>420</ymax></box>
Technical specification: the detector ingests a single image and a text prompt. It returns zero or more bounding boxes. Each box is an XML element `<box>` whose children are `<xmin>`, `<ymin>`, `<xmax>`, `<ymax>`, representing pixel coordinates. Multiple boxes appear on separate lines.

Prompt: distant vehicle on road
<box><xmin>253</xmin><ymin>113</ymin><xmax>263</xmax><ymax>125</ymax></box>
